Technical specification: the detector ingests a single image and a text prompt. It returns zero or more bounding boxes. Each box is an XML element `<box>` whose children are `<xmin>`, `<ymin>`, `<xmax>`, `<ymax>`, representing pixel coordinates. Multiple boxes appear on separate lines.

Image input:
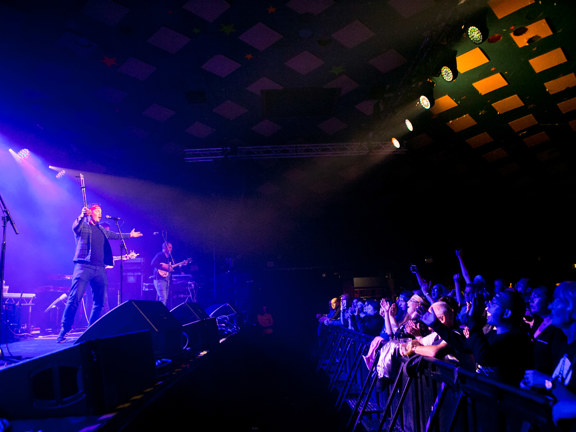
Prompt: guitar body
<box><xmin>156</xmin><ymin>258</ymin><xmax>191</xmax><ymax>278</ymax></box>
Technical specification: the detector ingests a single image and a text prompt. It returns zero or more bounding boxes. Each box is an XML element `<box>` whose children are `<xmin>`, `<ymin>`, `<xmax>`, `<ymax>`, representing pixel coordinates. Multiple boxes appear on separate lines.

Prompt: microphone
<box><xmin>106</xmin><ymin>215</ymin><xmax>121</xmax><ymax>220</ymax></box>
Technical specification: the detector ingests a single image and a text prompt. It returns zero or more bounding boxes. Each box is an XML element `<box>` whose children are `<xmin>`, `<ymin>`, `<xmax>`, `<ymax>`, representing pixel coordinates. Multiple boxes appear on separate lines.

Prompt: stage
<box><xmin>0</xmin><ymin>300</ymin><xmax>350</xmax><ymax>432</ymax></box>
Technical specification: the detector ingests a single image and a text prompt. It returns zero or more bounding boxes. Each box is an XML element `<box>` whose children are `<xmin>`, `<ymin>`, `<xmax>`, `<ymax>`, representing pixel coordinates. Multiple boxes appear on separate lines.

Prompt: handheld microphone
<box><xmin>106</xmin><ymin>215</ymin><xmax>121</xmax><ymax>220</ymax></box>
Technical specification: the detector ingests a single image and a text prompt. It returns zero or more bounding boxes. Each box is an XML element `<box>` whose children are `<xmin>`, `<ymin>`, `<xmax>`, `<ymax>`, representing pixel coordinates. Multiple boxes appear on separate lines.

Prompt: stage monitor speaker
<box><xmin>182</xmin><ymin>318</ymin><xmax>219</xmax><ymax>353</ymax></box>
<box><xmin>205</xmin><ymin>303</ymin><xmax>238</xmax><ymax>318</ymax></box>
<box><xmin>75</xmin><ymin>300</ymin><xmax>183</xmax><ymax>359</ymax></box>
<box><xmin>0</xmin><ymin>331</ymin><xmax>155</xmax><ymax>419</ymax></box>
<box><xmin>170</xmin><ymin>301</ymin><xmax>209</xmax><ymax>324</ymax></box>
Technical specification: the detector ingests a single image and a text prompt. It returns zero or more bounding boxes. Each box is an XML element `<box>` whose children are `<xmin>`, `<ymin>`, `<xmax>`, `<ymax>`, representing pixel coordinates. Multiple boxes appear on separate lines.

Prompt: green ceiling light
<box><xmin>466</xmin><ymin>11</ymin><xmax>489</xmax><ymax>45</ymax></box>
<box><xmin>441</xmin><ymin>65</ymin><xmax>455</xmax><ymax>82</ymax></box>
<box><xmin>467</xmin><ymin>25</ymin><xmax>485</xmax><ymax>44</ymax></box>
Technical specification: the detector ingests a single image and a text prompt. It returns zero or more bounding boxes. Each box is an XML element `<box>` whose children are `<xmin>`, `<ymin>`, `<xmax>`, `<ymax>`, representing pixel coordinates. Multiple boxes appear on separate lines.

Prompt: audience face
<box><xmin>494</xmin><ymin>279</ymin><xmax>507</xmax><ymax>294</ymax></box>
<box><xmin>486</xmin><ymin>295</ymin><xmax>506</xmax><ymax>326</ymax></box>
<box><xmin>330</xmin><ymin>297</ymin><xmax>339</xmax><ymax>310</ymax></box>
<box><xmin>515</xmin><ymin>278</ymin><xmax>531</xmax><ymax>296</ymax></box>
<box><xmin>364</xmin><ymin>300</ymin><xmax>378</xmax><ymax>316</ymax></box>
<box><xmin>529</xmin><ymin>286</ymin><xmax>550</xmax><ymax>317</ymax></box>
<box><xmin>464</xmin><ymin>284</ymin><xmax>475</xmax><ymax>303</ymax></box>
<box><xmin>407</xmin><ymin>296</ymin><xmax>425</xmax><ymax>319</ymax></box>
<box><xmin>431</xmin><ymin>284</ymin><xmax>444</xmax><ymax>301</ymax></box>
<box><xmin>550</xmin><ymin>282</ymin><xmax>576</xmax><ymax>329</ymax></box>
<box><xmin>396</xmin><ymin>296</ymin><xmax>408</xmax><ymax>311</ymax></box>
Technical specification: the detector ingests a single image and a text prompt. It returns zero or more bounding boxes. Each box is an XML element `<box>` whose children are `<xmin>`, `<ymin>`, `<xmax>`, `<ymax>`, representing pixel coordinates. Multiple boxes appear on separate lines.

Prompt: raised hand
<box><xmin>416</xmin><ymin>304</ymin><xmax>436</xmax><ymax>327</ymax></box>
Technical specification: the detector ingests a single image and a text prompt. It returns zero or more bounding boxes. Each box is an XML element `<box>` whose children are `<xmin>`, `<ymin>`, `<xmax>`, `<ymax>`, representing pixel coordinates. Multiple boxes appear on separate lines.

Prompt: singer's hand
<box><xmin>130</xmin><ymin>229</ymin><xmax>143</xmax><ymax>238</ymax></box>
<box><xmin>81</xmin><ymin>207</ymin><xmax>92</xmax><ymax>217</ymax></box>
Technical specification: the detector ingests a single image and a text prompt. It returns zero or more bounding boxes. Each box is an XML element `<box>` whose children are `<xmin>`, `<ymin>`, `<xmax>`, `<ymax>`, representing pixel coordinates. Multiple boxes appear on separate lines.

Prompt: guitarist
<box><xmin>151</xmin><ymin>242</ymin><xmax>188</xmax><ymax>307</ymax></box>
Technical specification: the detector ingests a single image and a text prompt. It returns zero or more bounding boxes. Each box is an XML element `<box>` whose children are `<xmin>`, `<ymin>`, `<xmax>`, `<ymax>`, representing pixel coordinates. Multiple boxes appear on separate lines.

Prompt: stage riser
<box><xmin>0</xmin><ymin>331</ymin><xmax>156</xmax><ymax>419</ymax></box>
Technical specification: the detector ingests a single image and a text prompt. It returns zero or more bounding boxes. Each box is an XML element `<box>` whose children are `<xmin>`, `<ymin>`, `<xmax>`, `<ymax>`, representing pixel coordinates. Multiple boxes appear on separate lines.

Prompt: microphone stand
<box><xmin>0</xmin><ymin>193</ymin><xmax>19</xmax><ymax>362</ymax></box>
<box><xmin>112</xmin><ymin>219</ymin><xmax>129</xmax><ymax>307</ymax></box>
<box><xmin>161</xmin><ymin>231</ymin><xmax>174</xmax><ymax>308</ymax></box>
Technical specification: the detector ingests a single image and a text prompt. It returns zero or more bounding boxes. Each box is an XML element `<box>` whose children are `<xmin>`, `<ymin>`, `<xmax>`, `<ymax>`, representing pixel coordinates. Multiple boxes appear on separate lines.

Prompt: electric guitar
<box><xmin>157</xmin><ymin>258</ymin><xmax>192</xmax><ymax>278</ymax></box>
<box><xmin>105</xmin><ymin>251</ymin><xmax>139</xmax><ymax>269</ymax></box>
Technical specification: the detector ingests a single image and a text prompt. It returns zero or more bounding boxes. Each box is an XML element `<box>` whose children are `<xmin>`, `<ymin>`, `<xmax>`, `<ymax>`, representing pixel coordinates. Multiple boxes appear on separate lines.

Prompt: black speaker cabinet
<box><xmin>182</xmin><ymin>318</ymin><xmax>219</xmax><ymax>353</ymax></box>
<box><xmin>170</xmin><ymin>302</ymin><xmax>218</xmax><ymax>353</ymax></box>
<box><xmin>0</xmin><ymin>331</ymin><xmax>155</xmax><ymax>419</ymax></box>
<box><xmin>75</xmin><ymin>300</ymin><xmax>183</xmax><ymax>359</ymax></box>
<box><xmin>170</xmin><ymin>301</ymin><xmax>209</xmax><ymax>324</ymax></box>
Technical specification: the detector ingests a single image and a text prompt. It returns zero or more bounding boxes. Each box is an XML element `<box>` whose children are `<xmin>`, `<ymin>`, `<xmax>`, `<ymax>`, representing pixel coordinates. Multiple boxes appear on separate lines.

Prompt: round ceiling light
<box><xmin>405</xmin><ymin>119</ymin><xmax>413</xmax><ymax>132</ymax></box>
<box><xmin>467</xmin><ymin>25</ymin><xmax>484</xmax><ymax>44</ymax></box>
<box><xmin>441</xmin><ymin>66</ymin><xmax>455</xmax><ymax>82</ymax></box>
<box><xmin>419</xmin><ymin>95</ymin><xmax>431</xmax><ymax>109</ymax></box>
<box><xmin>392</xmin><ymin>137</ymin><xmax>401</xmax><ymax>148</ymax></box>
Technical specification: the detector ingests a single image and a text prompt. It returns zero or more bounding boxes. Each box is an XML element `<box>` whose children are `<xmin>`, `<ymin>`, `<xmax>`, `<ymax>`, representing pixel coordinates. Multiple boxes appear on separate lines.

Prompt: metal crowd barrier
<box><xmin>315</xmin><ymin>325</ymin><xmax>558</xmax><ymax>432</ymax></box>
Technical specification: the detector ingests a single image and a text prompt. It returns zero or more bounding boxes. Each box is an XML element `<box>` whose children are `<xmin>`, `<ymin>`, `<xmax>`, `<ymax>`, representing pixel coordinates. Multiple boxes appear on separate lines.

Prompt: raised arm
<box><xmin>410</xmin><ymin>264</ymin><xmax>427</xmax><ymax>291</ymax></box>
<box><xmin>380</xmin><ymin>298</ymin><xmax>394</xmax><ymax>337</ymax></box>
<box><xmin>453</xmin><ymin>273</ymin><xmax>464</xmax><ymax>307</ymax></box>
<box><xmin>455</xmin><ymin>250</ymin><xmax>472</xmax><ymax>285</ymax></box>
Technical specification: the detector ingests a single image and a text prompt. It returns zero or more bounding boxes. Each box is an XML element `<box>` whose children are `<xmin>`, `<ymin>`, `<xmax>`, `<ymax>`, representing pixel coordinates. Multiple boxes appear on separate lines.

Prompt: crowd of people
<box><xmin>316</xmin><ymin>250</ymin><xmax>576</xmax><ymax>428</ymax></box>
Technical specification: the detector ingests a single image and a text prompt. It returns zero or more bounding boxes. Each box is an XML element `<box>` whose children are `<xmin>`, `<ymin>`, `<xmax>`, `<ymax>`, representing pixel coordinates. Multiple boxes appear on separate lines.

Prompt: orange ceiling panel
<box><xmin>466</xmin><ymin>132</ymin><xmax>493</xmax><ymax>148</ymax></box>
<box><xmin>529</xmin><ymin>48</ymin><xmax>567</xmax><ymax>73</ymax></box>
<box><xmin>482</xmin><ymin>148</ymin><xmax>508</xmax><ymax>162</ymax></box>
<box><xmin>557</xmin><ymin>97</ymin><xmax>576</xmax><ymax>114</ymax></box>
<box><xmin>508</xmin><ymin>114</ymin><xmax>538</xmax><ymax>132</ymax></box>
<box><xmin>456</xmin><ymin>48</ymin><xmax>490</xmax><ymax>74</ymax></box>
<box><xmin>489</xmin><ymin>0</ymin><xmax>535</xmax><ymax>19</ymax></box>
<box><xmin>492</xmin><ymin>95</ymin><xmax>524</xmax><ymax>114</ymax></box>
<box><xmin>544</xmin><ymin>73</ymin><xmax>576</xmax><ymax>95</ymax></box>
<box><xmin>447</xmin><ymin>114</ymin><xmax>477</xmax><ymax>132</ymax></box>
<box><xmin>430</xmin><ymin>95</ymin><xmax>458</xmax><ymax>114</ymax></box>
<box><xmin>523</xmin><ymin>131</ymin><xmax>549</xmax><ymax>147</ymax></box>
<box><xmin>511</xmin><ymin>19</ymin><xmax>553</xmax><ymax>48</ymax></box>
<box><xmin>473</xmin><ymin>73</ymin><xmax>508</xmax><ymax>95</ymax></box>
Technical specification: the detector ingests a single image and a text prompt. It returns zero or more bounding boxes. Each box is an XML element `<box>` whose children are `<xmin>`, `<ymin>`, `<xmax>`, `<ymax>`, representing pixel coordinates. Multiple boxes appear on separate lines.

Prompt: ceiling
<box><xmin>1</xmin><ymin>0</ymin><xmax>576</xmax><ymax>280</ymax></box>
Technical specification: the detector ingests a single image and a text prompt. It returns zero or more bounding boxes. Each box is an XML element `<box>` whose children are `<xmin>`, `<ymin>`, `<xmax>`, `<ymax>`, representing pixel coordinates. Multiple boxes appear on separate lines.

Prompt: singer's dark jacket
<box><xmin>72</xmin><ymin>214</ymin><xmax>130</xmax><ymax>267</ymax></box>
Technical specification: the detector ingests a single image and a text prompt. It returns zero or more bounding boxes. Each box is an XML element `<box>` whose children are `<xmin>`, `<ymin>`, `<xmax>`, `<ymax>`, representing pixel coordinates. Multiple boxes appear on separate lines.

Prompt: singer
<box><xmin>57</xmin><ymin>204</ymin><xmax>143</xmax><ymax>343</ymax></box>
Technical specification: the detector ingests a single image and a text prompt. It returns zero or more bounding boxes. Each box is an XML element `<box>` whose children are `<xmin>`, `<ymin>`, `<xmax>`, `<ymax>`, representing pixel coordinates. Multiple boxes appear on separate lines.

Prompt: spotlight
<box><xmin>439</xmin><ymin>53</ymin><xmax>458</xmax><ymax>82</ymax></box>
<box><xmin>417</xmin><ymin>79</ymin><xmax>435</xmax><ymax>109</ymax></box>
<box><xmin>392</xmin><ymin>137</ymin><xmax>401</xmax><ymax>148</ymax></box>
<box><xmin>56</xmin><ymin>169</ymin><xmax>66</xmax><ymax>178</ymax></box>
<box><xmin>467</xmin><ymin>25</ymin><xmax>486</xmax><ymax>44</ymax></box>
<box><xmin>17</xmin><ymin>149</ymin><xmax>30</xmax><ymax>160</ymax></box>
<box><xmin>465</xmin><ymin>12</ymin><xmax>489</xmax><ymax>44</ymax></box>
<box><xmin>405</xmin><ymin>119</ymin><xmax>413</xmax><ymax>132</ymax></box>
<box><xmin>441</xmin><ymin>65</ymin><xmax>456</xmax><ymax>82</ymax></box>
<box><xmin>419</xmin><ymin>95</ymin><xmax>432</xmax><ymax>110</ymax></box>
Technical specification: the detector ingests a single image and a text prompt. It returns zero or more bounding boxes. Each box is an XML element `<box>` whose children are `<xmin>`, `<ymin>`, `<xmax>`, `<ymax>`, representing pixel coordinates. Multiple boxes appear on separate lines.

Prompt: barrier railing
<box><xmin>316</xmin><ymin>326</ymin><xmax>558</xmax><ymax>432</ymax></box>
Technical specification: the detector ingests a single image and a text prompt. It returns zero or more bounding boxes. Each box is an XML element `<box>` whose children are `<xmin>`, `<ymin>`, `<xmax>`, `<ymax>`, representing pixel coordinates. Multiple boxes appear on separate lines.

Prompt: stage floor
<box><xmin>1</xmin><ymin>331</ymin><xmax>82</xmax><ymax>364</ymax></box>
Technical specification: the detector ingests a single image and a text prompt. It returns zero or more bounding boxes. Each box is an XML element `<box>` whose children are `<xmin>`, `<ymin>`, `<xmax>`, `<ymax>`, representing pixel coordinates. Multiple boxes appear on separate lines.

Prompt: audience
<box><xmin>522</xmin><ymin>281</ymin><xmax>576</xmax><ymax>428</ymax></box>
<box><xmin>350</xmin><ymin>298</ymin><xmax>384</xmax><ymax>337</ymax></box>
<box><xmin>315</xmin><ymin>251</ymin><xmax>576</xmax><ymax>429</ymax></box>
<box><xmin>528</xmin><ymin>285</ymin><xmax>567</xmax><ymax>375</ymax></box>
<box><xmin>400</xmin><ymin>301</ymin><xmax>471</xmax><ymax>366</ymax></box>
